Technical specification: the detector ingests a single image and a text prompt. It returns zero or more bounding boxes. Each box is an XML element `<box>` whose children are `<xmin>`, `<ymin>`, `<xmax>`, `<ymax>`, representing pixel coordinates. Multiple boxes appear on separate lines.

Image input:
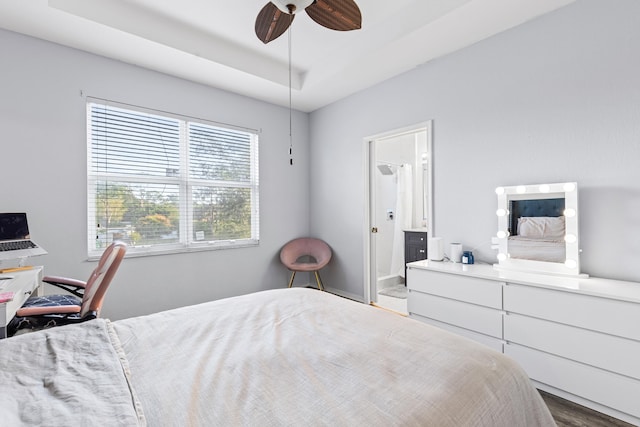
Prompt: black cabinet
<box><xmin>404</xmin><ymin>231</ymin><xmax>427</xmax><ymax>285</ymax></box>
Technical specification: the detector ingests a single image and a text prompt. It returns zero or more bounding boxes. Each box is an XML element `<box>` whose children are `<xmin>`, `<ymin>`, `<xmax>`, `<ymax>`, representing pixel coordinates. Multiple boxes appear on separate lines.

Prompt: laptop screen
<box><xmin>0</xmin><ymin>213</ymin><xmax>31</xmax><ymax>242</ymax></box>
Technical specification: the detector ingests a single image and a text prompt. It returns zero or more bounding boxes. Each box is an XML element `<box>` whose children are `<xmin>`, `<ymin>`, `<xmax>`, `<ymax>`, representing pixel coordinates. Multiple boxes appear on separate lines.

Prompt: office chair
<box><xmin>280</xmin><ymin>238</ymin><xmax>332</xmax><ymax>291</ymax></box>
<box><xmin>8</xmin><ymin>241</ymin><xmax>127</xmax><ymax>336</ymax></box>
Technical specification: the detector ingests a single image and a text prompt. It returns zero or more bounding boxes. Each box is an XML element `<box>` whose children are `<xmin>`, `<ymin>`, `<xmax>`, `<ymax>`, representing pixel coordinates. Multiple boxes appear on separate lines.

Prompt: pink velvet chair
<box><xmin>9</xmin><ymin>241</ymin><xmax>127</xmax><ymax>335</ymax></box>
<box><xmin>280</xmin><ymin>238</ymin><xmax>332</xmax><ymax>290</ymax></box>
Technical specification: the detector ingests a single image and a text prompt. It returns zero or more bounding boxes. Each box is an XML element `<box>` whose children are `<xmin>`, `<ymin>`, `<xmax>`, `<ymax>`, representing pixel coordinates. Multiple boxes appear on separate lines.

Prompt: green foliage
<box><xmin>96</xmin><ymin>182</ymin><xmax>251</xmax><ymax>245</ymax></box>
<box><xmin>192</xmin><ymin>187</ymin><xmax>251</xmax><ymax>241</ymax></box>
<box><xmin>137</xmin><ymin>214</ymin><xmax>173</xmax><ymax>240</ymax></box>
<box><xmin>130</xmin><ymin>231</ymin><xmax>141</xmax><ymax>245</ymax></box>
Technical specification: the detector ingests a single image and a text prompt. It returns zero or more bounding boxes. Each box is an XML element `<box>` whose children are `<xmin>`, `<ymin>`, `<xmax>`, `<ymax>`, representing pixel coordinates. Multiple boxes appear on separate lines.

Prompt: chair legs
<box><xmin>314</xmin><ymin>271</ymin><xmax>325</xmax><ymax>291</ymax></box>
<box><xmin>287</xmin><ymin>271</ymin><xmax>296</xmax><ymax>288</ymax></box>
<box><xmin>287</xmin><ymin>270</ymin><xmax>325</xmax><ymax>291</ymax></box>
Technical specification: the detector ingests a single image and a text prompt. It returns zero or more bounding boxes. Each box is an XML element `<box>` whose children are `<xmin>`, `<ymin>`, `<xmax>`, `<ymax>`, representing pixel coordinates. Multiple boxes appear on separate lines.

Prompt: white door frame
<box><xmin>362</xmin><ymin>121</ymin><xmax>434</xmax><ymax>304</ymax></box>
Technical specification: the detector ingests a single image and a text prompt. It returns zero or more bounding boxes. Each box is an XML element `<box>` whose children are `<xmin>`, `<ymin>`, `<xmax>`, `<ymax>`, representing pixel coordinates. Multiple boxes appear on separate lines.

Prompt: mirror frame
<box><xmin>494</xmin><ymin>182</ymin><xmax>584</xmax><ymax>277</ymax></box>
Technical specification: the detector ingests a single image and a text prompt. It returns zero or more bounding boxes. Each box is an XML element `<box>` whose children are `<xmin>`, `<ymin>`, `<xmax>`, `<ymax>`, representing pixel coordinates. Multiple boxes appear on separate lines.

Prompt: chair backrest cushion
<box><xmin>280</xmin><ymin>238</ymin><xmax>332</xmax><ymax>269</ymax></box>
<box><xmin>80</xmin><ymin>241</ymin><xmax>127</xmax><ymax>318</ymax></box>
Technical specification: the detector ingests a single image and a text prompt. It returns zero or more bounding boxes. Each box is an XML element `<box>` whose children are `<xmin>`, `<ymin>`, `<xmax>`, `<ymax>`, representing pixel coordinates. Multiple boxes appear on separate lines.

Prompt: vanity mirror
<box><xmin>494</xmin><ymin>182</ymin><xmax>584</xmax><ymax>277</ymax></box>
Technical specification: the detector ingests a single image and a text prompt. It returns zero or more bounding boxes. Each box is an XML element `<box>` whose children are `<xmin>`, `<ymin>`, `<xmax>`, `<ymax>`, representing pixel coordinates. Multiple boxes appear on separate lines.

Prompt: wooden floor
<box><xmin>539</xmin><ymin>391</ymin><xmax>635</xmax><ymax>427</ymax></box>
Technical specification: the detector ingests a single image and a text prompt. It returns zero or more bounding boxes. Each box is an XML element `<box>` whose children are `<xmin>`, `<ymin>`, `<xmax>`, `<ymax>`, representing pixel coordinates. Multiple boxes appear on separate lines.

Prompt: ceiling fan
<box><xmin>255</xmin><ymin>0</ymin><xmax>362</xmax><ymax>44</ymax></box>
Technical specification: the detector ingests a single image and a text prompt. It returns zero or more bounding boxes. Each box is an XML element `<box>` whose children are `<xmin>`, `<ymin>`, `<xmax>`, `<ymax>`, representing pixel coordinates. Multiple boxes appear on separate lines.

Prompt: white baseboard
<box><xmin>323</xmin><ymin>286</ymin><xmax>365</xmax><ymax>303</ymax></box>
<box><xmin>289</xmin><ymin>283</ymin><xmax>365</xmax><ymax>304</ymax></box>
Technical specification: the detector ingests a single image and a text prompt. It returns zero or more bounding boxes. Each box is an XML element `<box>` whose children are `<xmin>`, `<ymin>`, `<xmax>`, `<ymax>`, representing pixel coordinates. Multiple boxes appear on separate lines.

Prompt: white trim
<box><xmin>85</xmin><ymin>96</ymin><xmax>259</xmax><ymax>134</ymax></box>
<box><xmin>425</xmin><ymin>124</ymin><xmax>434</xmax><ymax>236</ymax></box>
<box><xmin>324</xmin><ymin>286</ymin><xmax>366</xmax><ymax>304</ymax></box>
<box><xmin>362</xmin><ymin>139</ymin><xmax>373</xmax><ymax>305</ymax></box>
<box><xmin>87</xmin><ymin>239</ymin><xmax>258</xmax><ymax>261</ymax></box>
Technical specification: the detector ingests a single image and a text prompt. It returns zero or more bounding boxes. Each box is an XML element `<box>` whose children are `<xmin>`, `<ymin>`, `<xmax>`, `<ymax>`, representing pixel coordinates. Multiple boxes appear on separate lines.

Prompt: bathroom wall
<box><xmin>374</xmin><ymin>133</ymin><xmax>424</xmax><ymax>283</ymax></box>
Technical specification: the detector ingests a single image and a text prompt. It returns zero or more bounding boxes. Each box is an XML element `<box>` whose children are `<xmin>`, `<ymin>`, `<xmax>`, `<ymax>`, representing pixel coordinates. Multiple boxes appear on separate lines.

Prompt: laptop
<box><xmin>0</xmin><ymin>213</ymin><xmax>47</xmax><ymax>261</ymax></box>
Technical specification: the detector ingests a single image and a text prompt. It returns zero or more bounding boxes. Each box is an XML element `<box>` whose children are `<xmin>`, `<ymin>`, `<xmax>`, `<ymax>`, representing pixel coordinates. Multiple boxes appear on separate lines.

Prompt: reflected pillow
<box><xmin>518</xmin><ymin>216</ymin><xmax>565</xmax><ymax>238</ymax></box>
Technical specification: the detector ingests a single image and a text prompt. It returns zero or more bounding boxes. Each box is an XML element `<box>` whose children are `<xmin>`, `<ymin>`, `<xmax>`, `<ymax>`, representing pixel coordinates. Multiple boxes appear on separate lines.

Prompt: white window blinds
<box><xmin>87</xmin><ymin>101</ymin><xmax>259</xmax><ymax>257</ymax></box>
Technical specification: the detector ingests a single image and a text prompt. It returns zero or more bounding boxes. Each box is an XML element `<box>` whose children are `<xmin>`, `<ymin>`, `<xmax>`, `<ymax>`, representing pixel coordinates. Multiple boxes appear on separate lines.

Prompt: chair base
<box><xmin>8</xmin><ymin>312</ymin><xmax>97</xmax><ymax>337</ymax></box>
<box><xmin>287</xmin><ymin>271</ymin><xmax>324</xmax><ymax>291</ymax></box>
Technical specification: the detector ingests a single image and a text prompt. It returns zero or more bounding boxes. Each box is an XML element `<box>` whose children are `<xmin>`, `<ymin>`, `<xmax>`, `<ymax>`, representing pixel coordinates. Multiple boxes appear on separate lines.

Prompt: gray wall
<box><xmin>310</xmin><ymin>0</ymin><xmax>640</xmax><ymax>300</ymax></box>
<box><xmin>0</xmin><ymin>29</ymin><xmax>310</xmax><ymax>320</ymax></box>
<box><xmin>2</xmin><ymin>0</ymin><xmax>639</xmax><ymax>318</ymax></box>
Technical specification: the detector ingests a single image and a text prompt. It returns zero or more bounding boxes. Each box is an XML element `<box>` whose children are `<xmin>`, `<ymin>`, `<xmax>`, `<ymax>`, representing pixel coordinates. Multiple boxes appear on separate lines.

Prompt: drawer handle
<box><xmin>419</xmin><ymin>250</ymin><xmax>425</xmax><ymax>253</ymax></box>
<box><xmin>24</xmin><ymin>290</ymin><xmax>32</xmax><ymax>296</ymax></box>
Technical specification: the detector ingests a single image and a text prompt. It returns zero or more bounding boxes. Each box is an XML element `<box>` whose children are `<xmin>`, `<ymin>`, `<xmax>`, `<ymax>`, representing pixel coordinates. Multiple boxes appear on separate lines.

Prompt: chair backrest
<box><xmin>280</xmin><ymin>238</ymin><xmax>332</xmax><ymax>269</ymax></box>
<box><xmin>80</xmin><ymin>241</ymin><xmax>127</xmax><ymax>318</ymax></box>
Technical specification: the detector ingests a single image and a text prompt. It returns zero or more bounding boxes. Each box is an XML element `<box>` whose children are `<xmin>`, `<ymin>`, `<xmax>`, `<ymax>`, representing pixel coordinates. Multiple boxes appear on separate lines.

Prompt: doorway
<box><xmin>364</xmin><ymin>121</ymin><xmax>433</xmax><ymax>313</ymax></box>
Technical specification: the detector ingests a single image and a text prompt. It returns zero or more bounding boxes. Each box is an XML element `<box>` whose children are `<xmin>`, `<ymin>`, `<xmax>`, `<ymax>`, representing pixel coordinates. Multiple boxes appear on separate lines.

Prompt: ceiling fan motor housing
<box><xmin>271</xmin><ymin>0</ymin><xmax>314</xmax><ymax>14</ymax></box>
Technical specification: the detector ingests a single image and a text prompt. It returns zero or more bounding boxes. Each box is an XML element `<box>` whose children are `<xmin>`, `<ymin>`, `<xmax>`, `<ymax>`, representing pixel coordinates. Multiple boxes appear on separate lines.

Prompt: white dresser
<box><xmin>407</xmin><ymin>260</ymin><xmax>640</xmax><ymax>425</ymax></box>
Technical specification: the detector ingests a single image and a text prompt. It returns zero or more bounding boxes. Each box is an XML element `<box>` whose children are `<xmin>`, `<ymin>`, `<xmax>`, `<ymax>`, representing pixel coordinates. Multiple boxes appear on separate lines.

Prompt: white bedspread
<box><xmin>1</xmin><ymin>288</ymin><xmax>555</xmax><ymax>426</ymax></box>
<box><xmin>0</xmin><ymin>319</ymin><xmax>145</xmax><ymax>426</ymax></box>
<box><xmin>113</xmin><ymin>288</ymin><xmax>555</xmax><ymax>426</ymax></box>
<box><xmin>508</xmin><ymin>236</ymin><xmax>566</xmax><ymax>262</ymax></box>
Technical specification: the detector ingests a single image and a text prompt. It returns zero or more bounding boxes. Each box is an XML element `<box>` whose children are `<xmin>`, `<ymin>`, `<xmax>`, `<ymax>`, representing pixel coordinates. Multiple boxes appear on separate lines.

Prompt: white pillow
<box><xmin>518</xmin><ymin>216</ymin><xmax>565</xmax><ymax>238</ymax></box>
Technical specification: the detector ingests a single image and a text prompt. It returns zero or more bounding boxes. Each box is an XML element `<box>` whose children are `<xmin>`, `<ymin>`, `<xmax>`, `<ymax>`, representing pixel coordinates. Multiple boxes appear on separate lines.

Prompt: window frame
<box><xmin>86</xmin><ymin>99</ymin><xmax>260</xmax><ymax>259</ymax></box>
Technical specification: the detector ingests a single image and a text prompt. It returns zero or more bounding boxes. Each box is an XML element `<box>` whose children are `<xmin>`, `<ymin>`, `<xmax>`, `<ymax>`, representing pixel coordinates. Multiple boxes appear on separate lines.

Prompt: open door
<box><xmin>364</xmin><ymin>122</ymin><xmax>433</xmax><ymax>313</ymax></box>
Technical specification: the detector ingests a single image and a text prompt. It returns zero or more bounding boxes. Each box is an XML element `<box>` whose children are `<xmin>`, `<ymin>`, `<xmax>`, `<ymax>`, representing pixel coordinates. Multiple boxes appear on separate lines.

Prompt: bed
<box><xmin>0</xmin><ymin>288</ymin><xmax>555</xmax><ymax>426</ymax></box>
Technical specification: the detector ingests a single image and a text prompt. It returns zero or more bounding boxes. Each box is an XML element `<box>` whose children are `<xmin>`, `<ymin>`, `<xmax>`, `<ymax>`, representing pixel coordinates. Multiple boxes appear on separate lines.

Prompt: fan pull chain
<box><xmin>288</xmin><ymin>18</ymin><xmax>293</xmax><ymax>166</ymax></box>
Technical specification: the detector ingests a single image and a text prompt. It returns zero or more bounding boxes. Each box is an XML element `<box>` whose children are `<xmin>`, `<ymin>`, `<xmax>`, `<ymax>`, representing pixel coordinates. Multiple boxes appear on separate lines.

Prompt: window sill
<box><xmin>88</xmin><ymin>239</ymin><xmax>259</xmax><ymax>261</ymax></box>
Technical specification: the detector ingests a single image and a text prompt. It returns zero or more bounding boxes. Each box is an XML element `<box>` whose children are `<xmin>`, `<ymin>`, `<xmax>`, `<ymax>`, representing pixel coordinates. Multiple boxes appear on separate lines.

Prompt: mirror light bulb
<box><xmin>563</xmin><ymin>182</ymin><xmax>576</xmax><ymax>192</ymax></box>
<box><xmin>496</xmin><ymin>209</ymin><xmax>507</xmax><ymax>217</ymax></box>
<box><xmin>497</xmin><ymin>253</ymin><xmax>507</xmax><ymax>261</ymax></box>
<box><xmin>495</xmin><ymin>187</ymin><xmax>505</xmax><ymax>195</ymax></box>
<box><xmin>565</xmin><ymin>234</ymin><xmax>577</xmax><ymax>244</ymax></box>
<box><xmin>564</xmin><ymin>208</ymin><xmax>576</xmax><ymax>218</ymax></box>
<box><xmin>565</xmin><ymin>259</ymin><xmax>577</xmax><ymax>269</ymax></box>
<box><xmin>539</xmin><ymin>184</ymin><xmax>550</xmax><ymax>193</ymax></box>
<box><xmin>516</xmin><ymin>186</ymin><xmax>526</xmax><ymax>194</ymax></box>
<box><xmin>497</xmin><ymin>230</ymin><xmax>507</xmax><ymax>239</ymax></box>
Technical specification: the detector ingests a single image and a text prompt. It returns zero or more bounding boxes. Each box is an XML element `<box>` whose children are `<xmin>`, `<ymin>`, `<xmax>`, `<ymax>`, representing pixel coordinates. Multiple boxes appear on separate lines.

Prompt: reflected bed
<box><xmin>508</xmin><ymin>235</ymin><xmax>566</xmax><ymax>262</ymax></box>
<box><xmin>0</xmin><ymin>288</ymin><xmax>554</xmax><ymax>426</ymax></box>
<box><xmin>508</xmin><ymin>198</ymin><xmax>566</xmax><ymax>263</ymax></box>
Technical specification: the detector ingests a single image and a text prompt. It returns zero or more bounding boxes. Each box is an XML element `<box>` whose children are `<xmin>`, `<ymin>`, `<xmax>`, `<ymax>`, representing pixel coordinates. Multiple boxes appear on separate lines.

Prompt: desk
<box><xmin>0</xmin><ymin>267</ymin><xmax>43</xmax><ymax>339</ymax></box>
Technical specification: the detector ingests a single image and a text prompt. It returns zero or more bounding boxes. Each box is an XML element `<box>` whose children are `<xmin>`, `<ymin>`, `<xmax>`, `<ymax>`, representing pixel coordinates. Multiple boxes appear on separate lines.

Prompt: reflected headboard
<box><xmin>509</xmin><ymin>198</ymin><xmax>565</xmax><ymax>236</ymax></box>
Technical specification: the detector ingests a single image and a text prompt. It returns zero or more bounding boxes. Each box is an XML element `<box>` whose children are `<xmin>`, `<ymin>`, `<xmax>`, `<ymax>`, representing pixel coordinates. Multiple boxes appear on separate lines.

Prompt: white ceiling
<box><xmin>0</xmin><ymin>0</ymin><xmax>574</xmax><ymax>112</ymax></box>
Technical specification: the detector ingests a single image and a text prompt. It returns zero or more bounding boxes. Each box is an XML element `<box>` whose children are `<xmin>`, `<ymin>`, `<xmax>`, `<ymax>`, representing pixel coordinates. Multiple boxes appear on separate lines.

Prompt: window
<box><xmin>87</xmin><ymin>100</ymin><xmax>259</xmax><ymax>258</ymax></box>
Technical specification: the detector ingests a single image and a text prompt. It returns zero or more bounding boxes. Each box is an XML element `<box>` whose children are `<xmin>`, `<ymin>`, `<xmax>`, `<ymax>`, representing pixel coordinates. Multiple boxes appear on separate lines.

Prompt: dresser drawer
<box><xmin>504</xmin><ymin>313</ymin><xmax>640</xmax><ymax>380</ymax></box>
<box><xmin>408</xmin><ymin>291</ymin><xmax>503</xmax><ymax>338</ymax></box>
<box><xmin>411</xmin><ymin>313</ymin><xmax>503</xmax><ymax>353</ymax></box>
<box><xmin>504</xmin><ymin>284</ymin><xmax>640</xmax><ymax>341</ymax></box>
<box><xmin>407</xmin><ymin>268</ymin><xmax>503</xmax><ymax>309</ymax></box>
<box><xmin>505</xmin><ymin>343</ymin><xmax>640</xmax><ymax>419</ymax></box>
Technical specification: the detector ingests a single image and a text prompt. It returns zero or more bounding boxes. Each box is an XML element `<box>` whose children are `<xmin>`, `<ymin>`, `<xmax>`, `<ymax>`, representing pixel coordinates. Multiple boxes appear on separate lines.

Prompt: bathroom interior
<box><xmin>374</xmin><ymin>129</ymin><xmax>429</xmax><ymax>313</ymax></box>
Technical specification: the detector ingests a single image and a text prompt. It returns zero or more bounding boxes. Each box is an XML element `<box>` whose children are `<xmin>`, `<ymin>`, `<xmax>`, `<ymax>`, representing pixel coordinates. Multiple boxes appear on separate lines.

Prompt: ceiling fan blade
<box><xmin>305</xmin><ymin>0</ymin><xmax>362</xmax><ymax>32</ymax></box>
<box><xmin>255</xmin><ymin>2</ymin><xmax>295</xmax><ymax>44</ymax></box>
